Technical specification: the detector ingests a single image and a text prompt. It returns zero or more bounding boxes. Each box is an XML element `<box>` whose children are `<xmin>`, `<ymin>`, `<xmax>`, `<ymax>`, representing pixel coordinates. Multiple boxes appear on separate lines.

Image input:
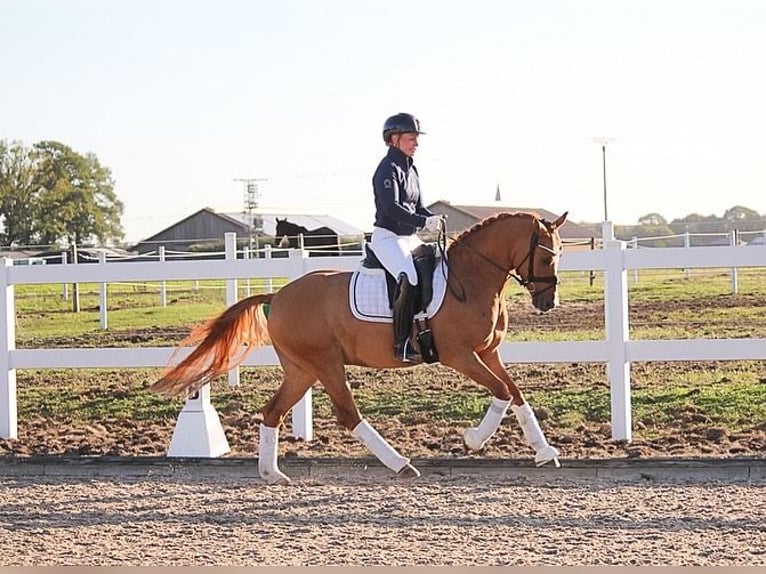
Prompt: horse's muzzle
<box><xmin>532</xmin><ymin>291</ymin><xmax>558</xmax><ymax>313</ymax></box>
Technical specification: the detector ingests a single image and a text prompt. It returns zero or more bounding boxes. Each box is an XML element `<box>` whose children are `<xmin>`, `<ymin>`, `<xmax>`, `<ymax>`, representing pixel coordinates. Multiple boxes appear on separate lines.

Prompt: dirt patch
<box><xmin>3</xmin><ymin>296</ymin><xmax>765</xmax><ymax>461</ymax></box>
<box><xmin>0</xmin><ymin>474</ymin><xmax>764</xmax><ymax>565</ymax></box>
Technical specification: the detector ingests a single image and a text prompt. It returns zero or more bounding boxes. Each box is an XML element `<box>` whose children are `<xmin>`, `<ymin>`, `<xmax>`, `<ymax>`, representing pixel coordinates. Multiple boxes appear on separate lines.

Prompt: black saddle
<box><xmin>362</xmin><ymin>243</ymin><xmax>437</xmax><ymax>313</ymax></box>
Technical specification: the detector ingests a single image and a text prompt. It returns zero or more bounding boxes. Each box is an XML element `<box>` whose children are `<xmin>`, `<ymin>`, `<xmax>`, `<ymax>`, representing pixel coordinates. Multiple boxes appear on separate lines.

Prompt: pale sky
<box><xmin>2</xmin><ymin>0</ymin><xmax>766</xmax><ymax>242</ymax></box>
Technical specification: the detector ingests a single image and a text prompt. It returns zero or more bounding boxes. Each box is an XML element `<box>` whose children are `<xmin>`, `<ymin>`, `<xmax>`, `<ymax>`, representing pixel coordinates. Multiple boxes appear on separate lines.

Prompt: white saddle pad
<box><xmin>348</xmin><ymin>260</ymin><xmax>448</xmax><ymax>323</ymax></box>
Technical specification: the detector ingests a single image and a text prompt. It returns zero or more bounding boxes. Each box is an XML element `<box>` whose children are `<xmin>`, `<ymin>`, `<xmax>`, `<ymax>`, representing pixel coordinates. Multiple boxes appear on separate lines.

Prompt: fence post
<box><xmin>61</xmin><ymin>251</ymin><xmax>69</xmax><ymax>301</ymax></box>
<box><xmin>264</xmin><ymin>244</ymin><xmax>273</xmax><ymax>293</ymax></box>
<box><xmin>630</xmin><ymin>237</ymin><xmax>639</xmax><ymax>284</ymax></box>
<box><xmin>243</xmin><ymin>247</ymin><xmax>251</xmax><ymax>297</ymax></box>
<box><xmin>166</xmin><ymin>384</ymin><xmax>230</xmax><ymax>457</ymax></box>
<box><xmin>159</xmin><ymin>246</ymin><xmax>167</xmax><ymax>307</ymax></box>
<box><xmin>71</xmin><ymin>243</ymin><xmax>80</xmax><ymax>312</ymax></box>
<box><xmin>0</xmin><ymin>258</ymin><xmax>17</xmax><ymax>439</ymax></box>
<box><xmin>288</xmin><ymin>246</ymin><xmax>312</xmax><ymax>440</ymax></box>
<box><xmin>684</xmin><ymin>232</ymin><xmax>691</xmax><ymax>279</ymax></box>
<box><xmin>603</xmin><ymin>225</ymin><xmax>632</xmax><ymax>442</ymax></box>
<box><xmin>225</xmin><ymin>232</ymin><xmax>240</xmax><ymax>388</ymax></box>
<box><xmin>99</xmin><ymin>251</ymin><xmax>108</xmax><ymax>330</ymax></box>
<box><xmin>730</xmin><ymin>230</ymin><xmax>738</xmax><ymax>295</ymax></box>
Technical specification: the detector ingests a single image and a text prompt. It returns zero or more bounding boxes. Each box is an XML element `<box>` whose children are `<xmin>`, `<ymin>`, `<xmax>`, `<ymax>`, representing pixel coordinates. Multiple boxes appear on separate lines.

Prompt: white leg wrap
<box><xmin>352</xmin><ymin>419</ymin><xmax>409</xmax><ymax>473</ymax></box>
<box><xmin>258</xmin><ymin>424</ymin><xmax>291</xmax><ymax>484</ymax></box>
<box><xmin>463</xmin><ymin>396</ymin><xmax>511</xmax><ymax>451</ymax></box>
<box><xmin>512</xmin><ymin>402</ymin><xmax>560</xmax><ymax>467</ymax></box>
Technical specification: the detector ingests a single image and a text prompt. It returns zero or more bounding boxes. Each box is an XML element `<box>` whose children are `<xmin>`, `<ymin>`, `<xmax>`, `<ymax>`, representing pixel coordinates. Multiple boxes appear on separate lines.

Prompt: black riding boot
<box><xmin>393</xmin><ymin>273</ymin><xmax>420</xmax><ymax>363</ymax></box>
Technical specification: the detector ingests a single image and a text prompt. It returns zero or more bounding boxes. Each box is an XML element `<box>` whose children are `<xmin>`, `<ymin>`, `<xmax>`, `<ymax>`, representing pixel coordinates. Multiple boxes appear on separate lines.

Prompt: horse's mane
<box><xmin>450</xmin><ymin>211</ymin><xmax>539</xmax><ymax>245</ymax></box>
<box><xmin>278</xmin><ymin>220</ymin><xmax>308</xmax><ymax>234</ymax></box>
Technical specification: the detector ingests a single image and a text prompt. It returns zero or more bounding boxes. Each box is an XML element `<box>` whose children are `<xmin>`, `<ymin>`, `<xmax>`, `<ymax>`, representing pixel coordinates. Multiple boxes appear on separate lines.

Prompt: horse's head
<box><xmin>514</xmin><ymin>211</ymin><xmax>568</xmax><ymax>313</ymax></box>
<box><xmin>275</xmin><ymin>217</ymin><xmax>297</xmax><ymax>248</ymax></box>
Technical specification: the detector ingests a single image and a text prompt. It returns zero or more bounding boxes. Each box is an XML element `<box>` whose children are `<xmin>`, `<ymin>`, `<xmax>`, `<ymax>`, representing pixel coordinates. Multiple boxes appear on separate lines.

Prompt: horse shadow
<box><xmin>275</xmin><ymin>217</ymin><xmax>340</xmax><ymax>257</ymax></box>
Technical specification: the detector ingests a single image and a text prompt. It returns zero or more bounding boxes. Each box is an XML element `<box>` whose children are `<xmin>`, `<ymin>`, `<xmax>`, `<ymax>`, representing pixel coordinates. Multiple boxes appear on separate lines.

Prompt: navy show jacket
<box><xmin>372</xmin><ymin>146</ymin><xmax>434</xmax><ymax>235</ymax></box>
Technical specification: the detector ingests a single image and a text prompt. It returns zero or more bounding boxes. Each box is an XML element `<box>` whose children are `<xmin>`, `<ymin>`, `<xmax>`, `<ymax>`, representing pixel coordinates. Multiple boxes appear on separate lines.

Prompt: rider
<box><xmin>370</xmin><ymin>112</ymin><xmax>442</xmax><ymax>363</ymax></box>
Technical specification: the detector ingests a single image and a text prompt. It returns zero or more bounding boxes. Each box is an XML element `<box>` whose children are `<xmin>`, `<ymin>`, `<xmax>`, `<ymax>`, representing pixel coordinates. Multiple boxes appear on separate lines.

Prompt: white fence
<box><xmin>2</xmin><ymin>225</ymin><xmax>766</xmax><ymax>453</ymax></box>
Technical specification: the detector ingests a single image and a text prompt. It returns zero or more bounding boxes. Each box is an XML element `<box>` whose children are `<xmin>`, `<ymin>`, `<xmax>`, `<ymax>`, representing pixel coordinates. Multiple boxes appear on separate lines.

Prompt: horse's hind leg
<box><xmin>315</xmin><ymin>360</ymin><xmax>420</xmax><ymax>478</ymax></box>
<box><xmin>258</xmin><ymin>361</ymin><xmax>316</xmax><ymax>485</ymax></box>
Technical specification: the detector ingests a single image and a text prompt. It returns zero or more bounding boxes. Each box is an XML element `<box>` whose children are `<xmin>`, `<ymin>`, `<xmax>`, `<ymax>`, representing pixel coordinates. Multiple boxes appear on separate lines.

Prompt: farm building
<box><xmin>426</xmin><ymin>201</ymin><xmax>595</xmax><ymax>246</ymax></box>
<box><xmin>131</xmin><ymin>208</ymin><xmax>365</xmax><ymax>255</ymax></box>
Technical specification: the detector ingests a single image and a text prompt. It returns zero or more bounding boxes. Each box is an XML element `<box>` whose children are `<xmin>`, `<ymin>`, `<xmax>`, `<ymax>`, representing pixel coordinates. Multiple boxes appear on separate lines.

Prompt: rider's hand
<box><xmin>424</xmin><ymin>215</ymin><xmax>442</xmax><ymax>232</ymax></box>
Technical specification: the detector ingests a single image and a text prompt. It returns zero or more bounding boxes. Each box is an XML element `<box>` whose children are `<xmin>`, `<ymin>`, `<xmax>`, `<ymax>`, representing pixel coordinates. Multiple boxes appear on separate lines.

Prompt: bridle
<box><xmin>439</xmin><ymin>221</ymin><xmax>562</xmax><ymax>302</ymax></box>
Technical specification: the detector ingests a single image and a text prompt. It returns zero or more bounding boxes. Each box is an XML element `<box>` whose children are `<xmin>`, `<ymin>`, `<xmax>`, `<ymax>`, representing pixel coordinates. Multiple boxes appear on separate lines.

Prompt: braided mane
<box><xmin>450</xmin><ymin>211</ymin><xmax>539</xmax><ymax>246</ymax></box>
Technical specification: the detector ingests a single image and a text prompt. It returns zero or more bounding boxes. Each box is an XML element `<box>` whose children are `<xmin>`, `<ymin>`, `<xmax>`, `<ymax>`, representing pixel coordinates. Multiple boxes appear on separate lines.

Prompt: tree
<box><xmin>723</xmin><ymin>205</ymin><xmax>759</xmax><ymax>222</ymax></box>
<box><xmin>0</xmin><ymin>141</ymin><xmax>39</xmax><ymax>245</ymax></box>
<box><xmin>0</xmin><ymin>140</ymin><xmax>124</xmax><ymax>246</ymax></box>
<box><xmin>637</xmin><ymin>212</ymin><xmax>667</xmax><ymax>226</ymax></box>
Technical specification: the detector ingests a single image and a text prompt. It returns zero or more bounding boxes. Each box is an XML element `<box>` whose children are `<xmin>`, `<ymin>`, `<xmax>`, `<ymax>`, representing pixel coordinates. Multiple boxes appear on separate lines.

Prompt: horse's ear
<box><xmin>276</xmin><ymin>217</ymin><xmax>284</xmax><ymax>223</ymax></box>
<box><xmin>552</xmin><ymin>211</ymin><xmax>568</xmax><ymax>229</ymax></box>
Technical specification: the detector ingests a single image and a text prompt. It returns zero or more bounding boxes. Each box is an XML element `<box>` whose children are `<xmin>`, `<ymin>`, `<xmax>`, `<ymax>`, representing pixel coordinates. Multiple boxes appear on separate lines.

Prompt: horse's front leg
<box><xmin>479</xmin><ymin>348</ymin><xmax>560</xmax><ymax>468</ymax></box>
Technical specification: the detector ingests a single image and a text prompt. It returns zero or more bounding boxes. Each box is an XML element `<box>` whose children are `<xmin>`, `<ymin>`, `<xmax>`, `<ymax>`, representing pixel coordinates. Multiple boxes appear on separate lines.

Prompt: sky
<box><xmin>2</xmin><ymin>0</ymin><xmax>766</xmax><ymax>243</ymax></box>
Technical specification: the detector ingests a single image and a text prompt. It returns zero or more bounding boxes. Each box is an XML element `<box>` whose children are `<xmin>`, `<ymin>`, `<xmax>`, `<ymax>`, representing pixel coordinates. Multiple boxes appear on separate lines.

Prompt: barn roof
<box><xmin>223</xmin><ymin>212</ymin><xmax>365</xmax><ymax>236</ymax></box>
<box><xmin>427</xmin><ymin>201</ymin><xmax>594</xmax><ymax>239</ymax></box>
<box><xmin>138</xmin><ymin>207</ymin><xmax>365</xmax><ymax>243</ymax></box>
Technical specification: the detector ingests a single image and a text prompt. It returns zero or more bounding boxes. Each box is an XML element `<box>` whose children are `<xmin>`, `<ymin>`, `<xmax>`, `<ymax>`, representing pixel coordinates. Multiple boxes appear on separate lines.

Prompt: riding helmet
<box><xmin>382</xmin><ymin>113</ymin><xmax>425</xmax><ymax>143</ymax></box>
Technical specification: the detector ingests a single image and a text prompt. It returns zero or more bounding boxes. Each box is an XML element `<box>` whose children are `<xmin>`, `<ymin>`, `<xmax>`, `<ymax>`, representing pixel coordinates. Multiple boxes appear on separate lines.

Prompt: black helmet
<box><xmin>382</xmin><ymin>112</ymin><xmax>425</xmax><ymax>143</ymax></box>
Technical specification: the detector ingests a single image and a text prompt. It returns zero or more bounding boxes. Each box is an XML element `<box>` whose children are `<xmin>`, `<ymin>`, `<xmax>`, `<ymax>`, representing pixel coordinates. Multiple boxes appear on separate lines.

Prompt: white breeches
<box><xmin>369</xmin><ymin>227</ymin><xmax>424</xmax><ymax>285</ymax></box>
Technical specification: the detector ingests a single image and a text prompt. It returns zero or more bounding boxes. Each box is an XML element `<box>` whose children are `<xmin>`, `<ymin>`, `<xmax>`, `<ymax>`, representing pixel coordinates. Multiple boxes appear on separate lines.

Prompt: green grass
<box><xmin>6</xmin><ymin>267</ymin><xmax>766</xmax><ymax>449</ymax></box>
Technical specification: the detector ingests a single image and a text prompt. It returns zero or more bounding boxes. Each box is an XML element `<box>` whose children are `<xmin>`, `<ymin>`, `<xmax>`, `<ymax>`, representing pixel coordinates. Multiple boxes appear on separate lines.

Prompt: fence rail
<box><xmin>2</xmin><ymin>226</ymin><xmax>766</xmax><ymax>452</ymax></box>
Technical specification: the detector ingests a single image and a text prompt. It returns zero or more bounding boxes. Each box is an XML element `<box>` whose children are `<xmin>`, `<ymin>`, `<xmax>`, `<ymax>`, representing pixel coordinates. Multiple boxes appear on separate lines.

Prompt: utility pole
<box><xmin>234</xmin><ymin>178</ymin><xmax>268</xmax><ymax>249</ymax></box>
<box><xmin>593</xmin><ymin>138</ymin><xmax>614</xmax><ymax>222</ymax></box>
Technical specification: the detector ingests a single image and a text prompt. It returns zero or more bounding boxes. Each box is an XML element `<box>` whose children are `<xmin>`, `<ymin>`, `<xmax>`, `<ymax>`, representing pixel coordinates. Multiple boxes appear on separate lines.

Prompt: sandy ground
<box><xmin>0</xmin><ymin>473</ymin><xmax>764</xmax><ymax>566</ymax></box>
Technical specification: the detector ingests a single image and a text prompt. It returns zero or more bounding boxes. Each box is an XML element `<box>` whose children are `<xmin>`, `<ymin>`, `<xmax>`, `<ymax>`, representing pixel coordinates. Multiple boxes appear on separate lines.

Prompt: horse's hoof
<box><xmin>397</xmin><ymin>463</ymin><xmax>421</xmax><ymax>479</ymax></box>
<box><xmin>535</xmin><ymin>445</ymin><xmax>561</xmax><ymax>468</ymax></box>
<box><xmin>463</xmin><ymin>427</ymin><xmax>486</xmax><ymax>451</ymax></box>
<box><xmin>260</xmin><ymin>469</ymin><xmax>292</xmax><ymax>485</ymax></box>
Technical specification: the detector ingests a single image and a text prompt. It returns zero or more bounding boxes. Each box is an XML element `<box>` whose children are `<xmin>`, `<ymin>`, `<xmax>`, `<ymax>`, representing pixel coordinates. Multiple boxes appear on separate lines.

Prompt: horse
<box><xmin>275</xmin><ymin>217</ymin><xmax>340</xmax><ymax>257</ymax></box>
<box><xmin>152</xmin><ymin>210</ymin><xmax>568</xmax><ymax>484</ymax></box>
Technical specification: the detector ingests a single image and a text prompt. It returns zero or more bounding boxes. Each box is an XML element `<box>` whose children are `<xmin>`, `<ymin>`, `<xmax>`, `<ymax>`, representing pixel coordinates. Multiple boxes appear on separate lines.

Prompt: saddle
<box><xmin>360</xmin><ymin>243</ymin><xmax>440</xmax><ymax>363</ymax></box>
<box><xmin>361</xmin><ymin>243</ymin><xmax>437</xmax><ymax>312</ymax></box>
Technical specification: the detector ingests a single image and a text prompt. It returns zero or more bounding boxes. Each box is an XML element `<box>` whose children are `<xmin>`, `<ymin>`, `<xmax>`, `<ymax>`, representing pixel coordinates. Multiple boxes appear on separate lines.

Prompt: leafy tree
<box><xmin>0</xmin><ymin>140</ymin><xmax>124</xmax><ymax>246</ymax></box>
<box><xmin>0</xmin><ymin>141</ymin><xmax>39</xmax><ymax>245</ymax></box>
<box><xmin>723</xmin><ymin>205</ymin><xmax>759</xmax><ymax>222</ymax></box>
<box><xmin>637</xmin><ymin>212</ymin><xmax>668</xmax><ymax>226</ymax></box>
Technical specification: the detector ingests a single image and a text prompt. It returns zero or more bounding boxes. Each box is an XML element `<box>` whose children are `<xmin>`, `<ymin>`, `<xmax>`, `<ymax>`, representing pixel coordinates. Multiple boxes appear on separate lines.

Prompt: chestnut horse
<box><xmin>152</xmin><ymin>211</ymin><xmax>568</xmax><ymax>484</ymax></box>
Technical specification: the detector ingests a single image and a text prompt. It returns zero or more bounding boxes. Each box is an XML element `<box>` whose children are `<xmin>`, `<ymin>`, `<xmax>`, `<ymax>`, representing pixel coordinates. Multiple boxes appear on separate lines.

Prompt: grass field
<box><xmin>2</xmin><ymin>266</ymin><xmax>765</xmax><ymax>459</ymax></box>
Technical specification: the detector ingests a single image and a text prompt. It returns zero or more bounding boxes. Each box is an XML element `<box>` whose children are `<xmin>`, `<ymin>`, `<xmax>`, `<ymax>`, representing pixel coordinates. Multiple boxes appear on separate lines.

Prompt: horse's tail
<box><xmin>150</xmin><ymin>293</ymin><xmax>273</xmax><ymax>397</ymax></box>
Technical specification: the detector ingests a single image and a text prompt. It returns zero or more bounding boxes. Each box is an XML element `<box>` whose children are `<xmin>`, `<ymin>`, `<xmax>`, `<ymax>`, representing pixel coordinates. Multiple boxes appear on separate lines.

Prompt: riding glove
<box><xmin>424</xmin><ymin>215</ymin><xmax>442</xmax><ymax>232</ymax></box>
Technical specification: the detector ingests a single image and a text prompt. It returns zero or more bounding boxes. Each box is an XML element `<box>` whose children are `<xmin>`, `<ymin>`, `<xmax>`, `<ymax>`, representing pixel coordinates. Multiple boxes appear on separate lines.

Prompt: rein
<box><xmin>441</xmin><ymin>220</ymin><xmax>560</xmax><ymax>302</ymax></box>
